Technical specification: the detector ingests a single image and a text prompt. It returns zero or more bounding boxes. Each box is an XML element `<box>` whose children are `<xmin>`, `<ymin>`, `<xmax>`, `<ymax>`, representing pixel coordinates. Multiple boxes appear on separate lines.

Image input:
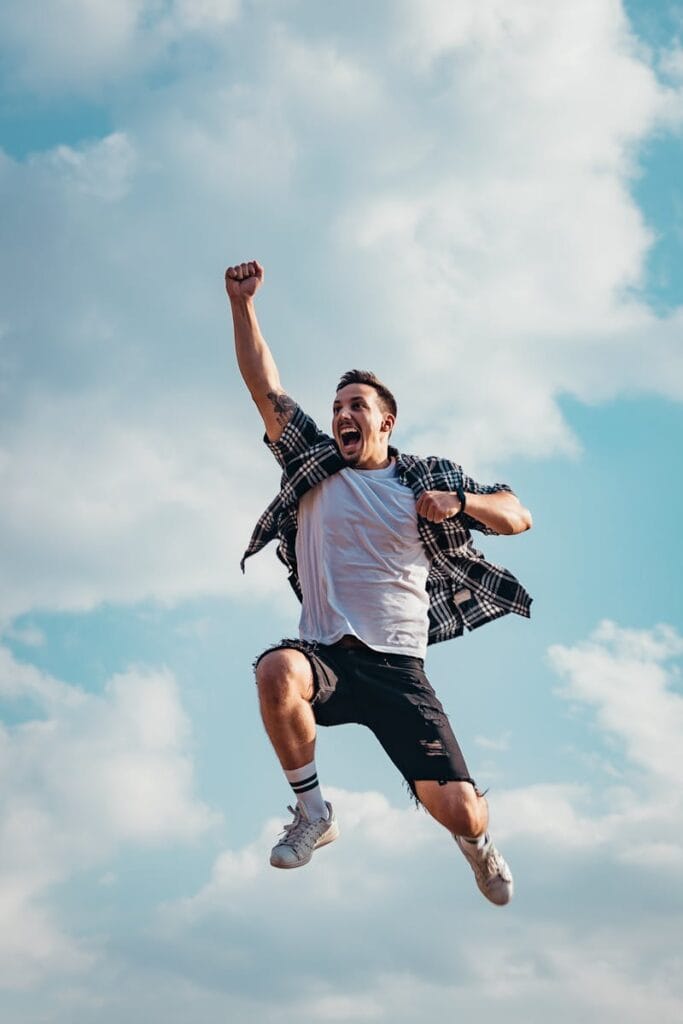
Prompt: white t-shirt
<box><xmin>295</xmin><ymin>462</ymin><xmax>430</xmax><ymax>658</ymax></box>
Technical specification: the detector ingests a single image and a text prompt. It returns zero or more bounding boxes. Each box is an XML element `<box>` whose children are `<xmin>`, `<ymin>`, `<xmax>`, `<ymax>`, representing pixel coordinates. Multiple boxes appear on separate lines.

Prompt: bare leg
<box><xmin>415</xmin><ymin>780</ymin><xmax>513</xmax><ymax>905</ymax></box>
<box><xmin>255</xmin><ymin>648</ymin><xmax>317</xmax><ymax>770</ymax></box>
<box><xmin>256</xmin><ymin>649</ymin><xmax>339</xmax><ymax>869</ymax></box>
<box><xmin>413</xmin><ymin>780</ymin><xmax>488</xmax><ymax>837</ymax></box>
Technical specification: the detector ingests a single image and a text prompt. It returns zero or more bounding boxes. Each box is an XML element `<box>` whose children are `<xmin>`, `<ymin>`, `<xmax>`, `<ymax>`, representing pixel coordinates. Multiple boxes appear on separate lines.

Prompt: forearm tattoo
<box><xmin>267</xmin><ymin>391</ymin><xmax>296</xmax><ymax>425</ymax></box>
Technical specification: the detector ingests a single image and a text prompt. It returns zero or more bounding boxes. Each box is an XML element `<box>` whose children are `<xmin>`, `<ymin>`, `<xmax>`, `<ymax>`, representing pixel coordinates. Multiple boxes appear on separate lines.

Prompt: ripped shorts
<box><xmin>255</xmin><ymin>638</ymin><xmax>475</xmax><ymax>800</ymax></box>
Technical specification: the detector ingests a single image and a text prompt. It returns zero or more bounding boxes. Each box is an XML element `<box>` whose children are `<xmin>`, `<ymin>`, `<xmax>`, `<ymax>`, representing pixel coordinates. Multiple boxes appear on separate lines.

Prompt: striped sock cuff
<box><xmin>290</xmin><ymin>772</ymin><xmax>319</xmax><ymax>795</ymax></box>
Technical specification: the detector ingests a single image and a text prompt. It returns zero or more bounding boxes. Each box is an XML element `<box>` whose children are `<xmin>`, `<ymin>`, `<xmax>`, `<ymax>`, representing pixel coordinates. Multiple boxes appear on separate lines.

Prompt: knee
<box><xmin>456</xmin><ymin>794</ymin><xmax>489</xmax><ymax>835</ymax></box>
<box><xmin>417</xmin><ymin>780</ymin><xmax>488</xmax><ymax>837</ymax></box>
<box><xmin>455</xmin><ymin>792</ymin><xmax>487</xmax><ymax>838</ymax></box>
<box><xmin>255</xmin><ymin>649</ymin><xmax>312</xmax><ymax>707</ymax></box>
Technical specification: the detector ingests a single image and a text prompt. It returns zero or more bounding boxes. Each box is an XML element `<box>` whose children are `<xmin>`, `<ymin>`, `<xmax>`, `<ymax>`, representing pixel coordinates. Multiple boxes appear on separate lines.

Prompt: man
<box><xmin>226</xmin><ymin>259</ymin><xmax>532</xmax><ymax>906</ymax></box>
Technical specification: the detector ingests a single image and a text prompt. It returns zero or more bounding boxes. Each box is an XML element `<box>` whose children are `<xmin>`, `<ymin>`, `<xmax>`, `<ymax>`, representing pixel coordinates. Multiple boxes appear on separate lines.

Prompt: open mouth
<box><xmin>339</xmin><ymin>427</ymin><xmax>362</xmax><ymax>454</ymax></box>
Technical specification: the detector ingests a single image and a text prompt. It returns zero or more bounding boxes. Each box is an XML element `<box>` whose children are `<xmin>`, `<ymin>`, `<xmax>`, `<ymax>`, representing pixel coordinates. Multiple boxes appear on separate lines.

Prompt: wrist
<box><xmin>455</xmin><ymin>484</ymin><xmax>466</xmax><ymax>515</ymax></box>
<box><xmin>229</xmin><ymin>293</ymin><xmax>256</xmax><ymax>313</ymax></box>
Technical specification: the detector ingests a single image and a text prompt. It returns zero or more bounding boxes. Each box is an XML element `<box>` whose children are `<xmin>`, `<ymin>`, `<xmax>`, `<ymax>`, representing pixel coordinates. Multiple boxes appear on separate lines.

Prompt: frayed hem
<box><xmin>252</xmin><ymin>638</ymin><xmax>320</xmax><ymax>675</ymax></box>
<box><xmin>403</xmin><ymin>779</ymin><xmax>422</xmax><ymax>810</ymax></box>
<box><xmin>405</xmin><ymin>777</ymin><xmax>483</xmax><ymax>809</ymax></box>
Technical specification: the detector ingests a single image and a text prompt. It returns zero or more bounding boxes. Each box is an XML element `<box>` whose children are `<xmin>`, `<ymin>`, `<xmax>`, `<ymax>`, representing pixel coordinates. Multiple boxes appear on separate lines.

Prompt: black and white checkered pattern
<box><xmin>240</xmin><ymin>405</ymin><xmax>532</xmax><ymax>645</ymax></box>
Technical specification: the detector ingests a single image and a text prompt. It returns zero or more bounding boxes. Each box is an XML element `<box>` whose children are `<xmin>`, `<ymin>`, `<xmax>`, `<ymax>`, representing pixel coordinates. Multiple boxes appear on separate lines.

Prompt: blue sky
<box><xmin>1</xmin><ymin>2</ymin><xmax>682</xmax><ymax>1021</ymax></box>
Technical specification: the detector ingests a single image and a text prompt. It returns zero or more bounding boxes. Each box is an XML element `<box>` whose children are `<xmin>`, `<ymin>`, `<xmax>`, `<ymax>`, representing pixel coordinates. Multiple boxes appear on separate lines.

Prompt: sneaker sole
<box><xmin>270</xmin><ymin>819</ymin><xmax>340</xmax><ymax>870</ymax></box>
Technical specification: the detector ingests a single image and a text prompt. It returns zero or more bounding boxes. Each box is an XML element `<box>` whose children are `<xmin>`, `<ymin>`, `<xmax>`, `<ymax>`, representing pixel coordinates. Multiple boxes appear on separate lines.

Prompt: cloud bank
<box><xmin>0</xmin><ymin>645</ymin><xmax>218</xmax><ymax>988</ymax></box>
<box><xmin>76</xmin><ymin>618</ymin><xmax>678</xmax><ymax>1024</ymax></box>
<box><xmin>0</xmin><ymin>3</ymin><xmax>681</xmax><ymax>619</ymax></box>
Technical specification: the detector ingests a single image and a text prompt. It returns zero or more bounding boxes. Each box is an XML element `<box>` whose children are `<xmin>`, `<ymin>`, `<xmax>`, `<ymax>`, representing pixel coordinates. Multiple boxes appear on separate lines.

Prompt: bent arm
<box><xmin>225</xmin><ymin>261</ymin><xmax>295</xmax><ymax>442</ymax></box>
<box><xmin>416</xmin><ymin>488</ymin><xmax>532</xmax><ymax>534</ymax></box>
<box><xmin>463</xmin><ymin>490</ymin><xmax>532</xmax><ymax>535</ymax></box>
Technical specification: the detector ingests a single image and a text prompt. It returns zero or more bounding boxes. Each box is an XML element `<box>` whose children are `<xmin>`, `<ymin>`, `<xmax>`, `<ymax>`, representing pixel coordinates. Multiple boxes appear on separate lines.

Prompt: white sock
<box><xmin>461</xmin><ymin>832</ymin><xmax>488</xmax><ymax>849</ymax></box>
<box><xmin>284</xmin><ymin>760</ymin><xmax>328</xmax><ymax>820</ymax></box>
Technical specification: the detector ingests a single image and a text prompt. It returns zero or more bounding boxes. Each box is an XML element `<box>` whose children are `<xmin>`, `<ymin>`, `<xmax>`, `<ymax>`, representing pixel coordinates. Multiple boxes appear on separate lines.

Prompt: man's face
<box><xmin>332</xmin><ymin>383</ymin><xmax>394</xmax><ymax>468</ymax></box>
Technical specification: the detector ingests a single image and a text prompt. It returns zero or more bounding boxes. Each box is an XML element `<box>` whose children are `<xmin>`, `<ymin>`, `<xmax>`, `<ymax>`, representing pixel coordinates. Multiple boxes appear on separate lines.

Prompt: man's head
<box><xmin>332</xmin><ymin>370</ymin><xmax>397</xmax><ymax>469</ymax></box>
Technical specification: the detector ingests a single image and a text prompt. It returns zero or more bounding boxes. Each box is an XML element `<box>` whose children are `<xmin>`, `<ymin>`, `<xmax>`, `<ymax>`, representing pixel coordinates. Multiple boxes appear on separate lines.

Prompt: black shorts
<box><xmin>255</xmin><ymin>638</ymin><xmax>475</xmax><ymax>800</ymax></box>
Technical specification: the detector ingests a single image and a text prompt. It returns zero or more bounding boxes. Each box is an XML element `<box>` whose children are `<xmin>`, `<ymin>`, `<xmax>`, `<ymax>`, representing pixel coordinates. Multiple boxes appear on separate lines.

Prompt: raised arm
<box><xmin>225</xmin><ymin>260</ymin><xmax>295</xmax><ymax>442</ymax></box>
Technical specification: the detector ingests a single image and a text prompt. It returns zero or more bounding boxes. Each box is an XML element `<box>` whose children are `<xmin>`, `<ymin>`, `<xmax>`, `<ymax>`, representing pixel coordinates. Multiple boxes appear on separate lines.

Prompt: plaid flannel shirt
<box><xmin>241</xmin><ymin>405</ymin><xmax>532</xmax><ymax>645</ymax></box>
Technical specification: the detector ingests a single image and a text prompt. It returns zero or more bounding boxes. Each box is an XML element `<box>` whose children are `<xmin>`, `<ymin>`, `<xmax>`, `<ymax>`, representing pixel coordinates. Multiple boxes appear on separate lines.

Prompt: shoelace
<box><xmin>463</xmin><ymin>838</ymin><xmax>508</xmax><ymax>882</ymax></box>
<box><xmin>278</xmin><ymin>806</ymin><xmax>327</xmax><ymax>854</ymax></box>
<box><xmin>477</xmin><ymin>845</ymin><xmax>510</xmax><ymax>882</ymax></box>
<box><xmin>480</xmin><ymin>847</ymin><xmax>506</xmax><ymax>879</ymax></box>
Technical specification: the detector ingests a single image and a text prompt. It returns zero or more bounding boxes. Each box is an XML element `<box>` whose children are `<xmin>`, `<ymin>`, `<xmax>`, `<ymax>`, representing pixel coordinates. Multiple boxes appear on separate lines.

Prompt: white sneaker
<box><xmin>270</xmin><ymin>801</ymin><xmax>339</xmax><ymax>869</ymax></box>
<box><xmin>455</xmin><ymin>833</ymin><xmax>514</xmax><ymax>906</ymax></box>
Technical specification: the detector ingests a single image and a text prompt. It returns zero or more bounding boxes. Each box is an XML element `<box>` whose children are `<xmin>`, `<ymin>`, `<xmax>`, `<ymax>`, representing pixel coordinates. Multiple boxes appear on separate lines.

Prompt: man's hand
<box><xmin>225</xmin><ymin>260</ymin><xmax>264</xmax><ymax>301</ymax></box>
<box><xmin>416</xmin><ymin>490</ymin><xmax>463</xmax><ymax>523</ymax></box>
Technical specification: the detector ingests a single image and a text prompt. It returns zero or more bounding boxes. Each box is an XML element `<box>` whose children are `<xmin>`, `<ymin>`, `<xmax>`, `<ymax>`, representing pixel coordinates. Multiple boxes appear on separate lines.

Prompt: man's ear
<box><xmin>381</xmin><ymin>414</ymin><xmax>396</xmax><ymax>435</ymax></box>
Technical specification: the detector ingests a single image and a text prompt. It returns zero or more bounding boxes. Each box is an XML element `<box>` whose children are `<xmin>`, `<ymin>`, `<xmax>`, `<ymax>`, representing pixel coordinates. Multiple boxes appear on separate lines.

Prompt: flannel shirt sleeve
<box><xmin>263</xmin><ymin>404</ymin><xmax>331</xmax><ymax>470</ymax></box>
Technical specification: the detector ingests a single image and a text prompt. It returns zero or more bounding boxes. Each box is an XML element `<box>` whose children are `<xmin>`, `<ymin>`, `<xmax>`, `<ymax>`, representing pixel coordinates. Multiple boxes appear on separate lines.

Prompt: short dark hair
<box><xmin>335</xmin><ymin>369</ymin><xmax>397</xmax><ymax>419</ymax></box>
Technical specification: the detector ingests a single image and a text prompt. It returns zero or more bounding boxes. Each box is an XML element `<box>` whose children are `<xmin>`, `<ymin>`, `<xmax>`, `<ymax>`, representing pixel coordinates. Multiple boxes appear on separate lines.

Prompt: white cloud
<box><xmin>38</xmin><ymin>133</ymin><xmax>137</xmax><ymax>202</ymax></box>
<box><xmin>473</xmin><ymin>620</ymin><xmax>683</xmax><ymax>876</ymax></box>
<box><xmin>0</xmin><ymin>0</ymin><xmax>241</xmax><ymax>93</ymax></box>
<box><xmin>660</xmin><ymin>45</ymin><xmax>683</xmax><ymax>83</ymax></box>
<box><xmin>172</xmin><ymin>788</ymin><xmax>435</xmax><ymax>921</ymax></box>
<box><xmin>0</xmin><ymin>392</ymin><xmax>287</xmax><ymax>623</ymax></box>
<box><xmin>0</xmin><ymin>645</ymin><xmax>218</xmax><ymax>986</ymax></box>
<box><xmin>170</xmin><ymin>0</ymin><xmax>240</xmax><ymax>34</ymax></box>
<box><xmin>0</xmin><ymin>623</ymin><xmax>45</xmax><ymax>648</ymax></box>
<box><xmin>269</xmin><ymin>26</ymin><xmax>385</xmax><ymax>116</ymax></box>
<box><xmin>0</xmin><ymin>0</ymin><xmax>150</xmax><ymax>91</ymax></box>
<box><xmin>494</xmin><ymin>782</ymin><xmax>605</xmax><ymax>845</ymax></box>
<box><xmin>549</xmin><ymin>620</ymin><xmax>683</xmax><ymax>785</ymax></box>
<box><xmin>0</xmin><ymin>887</ymin><xmax>93</xmax><ymax>991</ymax></box>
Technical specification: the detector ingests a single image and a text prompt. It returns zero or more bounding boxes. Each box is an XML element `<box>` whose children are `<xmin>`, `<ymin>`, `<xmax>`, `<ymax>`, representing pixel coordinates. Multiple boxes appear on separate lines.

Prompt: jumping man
<box><xmin>226</xmin><ymin>259</ymin><xmax>533</xmax><ymax>906</ymax></box>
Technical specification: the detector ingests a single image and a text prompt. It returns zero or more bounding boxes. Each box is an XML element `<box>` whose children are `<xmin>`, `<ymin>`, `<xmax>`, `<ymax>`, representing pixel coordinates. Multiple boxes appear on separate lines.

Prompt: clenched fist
<box><xmin>225</xmin><ymin>260</ymin><xmax>264</xmax><ymax>300</ymax></box>
<box><xmin>415</xmin><ymin>490</ymin><xmax>463</xmax><ymax>523</ymax></box>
